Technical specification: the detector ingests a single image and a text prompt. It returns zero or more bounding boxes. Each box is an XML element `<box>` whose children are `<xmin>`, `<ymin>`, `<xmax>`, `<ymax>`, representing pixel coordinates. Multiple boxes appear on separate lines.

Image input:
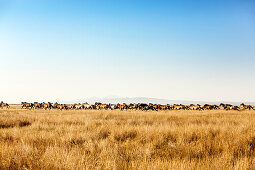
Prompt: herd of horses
<box><xmin>0</xmin><ymin>101</ymin><xmax>254</xmax><ymax>111</ymax></box>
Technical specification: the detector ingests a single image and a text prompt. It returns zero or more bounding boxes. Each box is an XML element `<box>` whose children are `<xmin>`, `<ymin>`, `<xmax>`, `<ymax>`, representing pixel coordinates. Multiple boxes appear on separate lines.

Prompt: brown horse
<box><xmin>0</xmin><ymin>101</ymin><xmax>10</xmax><ymax>109</ymax></box>
<box><xmin>55</xmin><ymin>104</ymin><xmax>67</xmax><ymax>110</ymax></box>
<box><xmin>21</xmin><ymin>102</ymin><xmax>33</xmax><ymax>109</ymax></box>
<box><xmin>33</xmin><ymin>102</ymin><xmax>41</xmax><ymax>109</ymax></box>
<box><xmin>41</xmin><ymin>102</ymin><xmax>52</xmax><ymax>110</ymax></box>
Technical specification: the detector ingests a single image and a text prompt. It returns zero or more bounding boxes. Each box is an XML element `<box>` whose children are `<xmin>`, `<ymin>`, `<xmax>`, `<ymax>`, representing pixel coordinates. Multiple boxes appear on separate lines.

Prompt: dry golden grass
<box><xmin>1</xmin><ymin>107</ymin><xmax>255</xmax><ymax>169</ymax></box>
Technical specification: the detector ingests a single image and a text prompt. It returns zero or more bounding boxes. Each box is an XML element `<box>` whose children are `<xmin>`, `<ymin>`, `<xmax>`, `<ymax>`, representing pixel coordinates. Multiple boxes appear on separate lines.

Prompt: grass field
<box><xmin>1</xmin><ymin>107</ymin><xmax>255</xmax><ymax>169</ymax></box>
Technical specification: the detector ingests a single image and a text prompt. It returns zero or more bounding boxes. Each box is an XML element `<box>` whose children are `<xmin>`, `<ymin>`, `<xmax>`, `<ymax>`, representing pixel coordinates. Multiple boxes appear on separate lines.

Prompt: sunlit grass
<box><xmin>0</xmin><ymin>108</ymin><xmax>255</xmax><ymax>169</ymax></box>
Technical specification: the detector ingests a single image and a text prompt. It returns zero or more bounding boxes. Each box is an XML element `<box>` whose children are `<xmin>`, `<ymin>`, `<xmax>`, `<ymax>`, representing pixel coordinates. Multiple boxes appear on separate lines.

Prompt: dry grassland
<box><xmin>1</xmin><ymin>108</ymin><xmax>255</xmax><ymax>169</ymax></box>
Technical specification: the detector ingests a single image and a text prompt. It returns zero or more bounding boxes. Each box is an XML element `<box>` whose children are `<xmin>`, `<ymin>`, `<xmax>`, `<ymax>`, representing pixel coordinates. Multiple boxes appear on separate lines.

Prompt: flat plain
<box><xmin>1</xmin><ymin>107</ymin><xmax>255</xmax><ymax>169</ymax></box>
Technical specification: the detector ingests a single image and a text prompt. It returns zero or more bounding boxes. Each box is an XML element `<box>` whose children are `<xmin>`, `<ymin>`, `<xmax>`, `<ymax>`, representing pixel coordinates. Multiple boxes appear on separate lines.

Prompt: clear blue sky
<box><xmin>0</xmin><ymin>0</ymin><xmax>254</xmax><ymax>103</ymax></box>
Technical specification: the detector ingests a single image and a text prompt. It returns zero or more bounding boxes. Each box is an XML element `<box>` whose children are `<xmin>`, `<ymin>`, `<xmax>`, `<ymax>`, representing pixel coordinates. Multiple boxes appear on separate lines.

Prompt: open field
<box><xmin>1</xmin><ymin>108</ymin><xmax>255</xmax><ymax>169</ymax></box>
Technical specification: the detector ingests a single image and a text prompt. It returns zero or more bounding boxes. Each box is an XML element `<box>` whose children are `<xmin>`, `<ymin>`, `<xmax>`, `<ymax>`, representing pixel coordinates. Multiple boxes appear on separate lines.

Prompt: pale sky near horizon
<box><xmin>0</xmin><ymin>0</ymin><xmax>254</xmax><ymax>103</ymax></box>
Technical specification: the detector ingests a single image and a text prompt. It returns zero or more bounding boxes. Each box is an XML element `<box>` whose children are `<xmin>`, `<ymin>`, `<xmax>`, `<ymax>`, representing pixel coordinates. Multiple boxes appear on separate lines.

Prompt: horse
<box><xmin>21</xmin><ymin>102</ymin><xmax>33</xmax><ymax>109</ymax></box>
<box><xmin>0</xmin><ymin>101</ymin><xmax>10</xmax><ymax>109</ymax></box>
